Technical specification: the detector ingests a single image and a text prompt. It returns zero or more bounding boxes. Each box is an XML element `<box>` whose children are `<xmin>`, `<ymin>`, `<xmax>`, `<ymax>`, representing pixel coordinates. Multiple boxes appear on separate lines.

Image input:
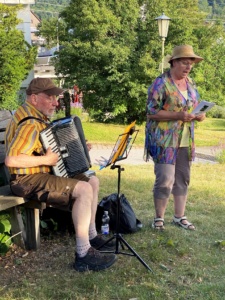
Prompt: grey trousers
<box><xmin>153</xmin><ymin>147</ymin><xmax>191</xmax><ymax>199</ymax></box>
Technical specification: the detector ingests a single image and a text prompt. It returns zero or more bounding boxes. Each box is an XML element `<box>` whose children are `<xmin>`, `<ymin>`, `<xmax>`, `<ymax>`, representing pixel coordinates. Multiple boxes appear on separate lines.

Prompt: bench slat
<box><xmin>0</xmin><ymin>198</ymin><xmax>26</xmax><ymax>210</ymax></box>
<box><xmin>0</xmin><ymin>185</ymin><xmax>45</xmax><ymax>211</ymax></box>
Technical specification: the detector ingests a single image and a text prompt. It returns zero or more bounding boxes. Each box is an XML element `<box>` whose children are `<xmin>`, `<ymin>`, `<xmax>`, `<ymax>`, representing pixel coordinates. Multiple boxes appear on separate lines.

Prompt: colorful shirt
<box><xmin>145</xmin><ymin>70</ymin><xmax>200</xmax><ymax>164</ymax></box>
<box><xmin>5</xmin><ymin>102</ymin><xmax>51</xmax><ymax>175</ymax></box>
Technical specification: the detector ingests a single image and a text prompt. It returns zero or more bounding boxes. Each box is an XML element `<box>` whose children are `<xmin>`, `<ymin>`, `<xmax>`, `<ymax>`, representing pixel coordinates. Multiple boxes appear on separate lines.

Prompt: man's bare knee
<box><xmin>72</xmin><ymin>181</ymin><xmax>93</xmax><ymax>199</ymax></box>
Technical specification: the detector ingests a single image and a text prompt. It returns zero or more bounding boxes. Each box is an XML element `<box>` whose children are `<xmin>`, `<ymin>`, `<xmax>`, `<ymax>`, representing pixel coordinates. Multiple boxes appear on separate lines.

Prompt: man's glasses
<box><xmin>36</xmin><ymin>93</ymin><xmax>58</xmax><ymax>102</ymax></box>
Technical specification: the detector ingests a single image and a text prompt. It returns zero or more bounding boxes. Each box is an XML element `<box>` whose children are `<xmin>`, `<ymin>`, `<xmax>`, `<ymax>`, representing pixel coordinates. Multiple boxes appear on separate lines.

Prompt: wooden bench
<box><xmin>0</xmin><ymin>185</ymin><xmax>45</xmax><ymax>250</ymax></box>
<box><xmin>0</xmin><ymin>110</ymin><xmax>96</xmax><ymax>251</ymax></box>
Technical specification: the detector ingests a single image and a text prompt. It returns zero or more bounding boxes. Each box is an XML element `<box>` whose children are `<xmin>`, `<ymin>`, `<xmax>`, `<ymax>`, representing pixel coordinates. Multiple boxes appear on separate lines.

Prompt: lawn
<box><xmin>1</xmin><ymin>118</ymin><xmax>225</xmax><ymax>300</ymax></box>
<box><xmin>82</xmin><ymin>117</ymin><xmax>225</xmax><ymax>148</ymax></box>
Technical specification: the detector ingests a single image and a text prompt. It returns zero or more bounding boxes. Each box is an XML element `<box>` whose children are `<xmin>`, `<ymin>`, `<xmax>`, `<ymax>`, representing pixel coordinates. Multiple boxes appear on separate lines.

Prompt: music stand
<box><xmin>97</xmin><ymin>122</ymin><xmax>153</xmax><ymax>272</ymax></box>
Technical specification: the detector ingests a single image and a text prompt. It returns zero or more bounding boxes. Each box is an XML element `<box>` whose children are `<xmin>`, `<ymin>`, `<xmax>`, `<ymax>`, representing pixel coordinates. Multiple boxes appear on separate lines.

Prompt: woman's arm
<box><xmin>147</xmin><ymin>110</ymin><xmax>196</xmax><ymax>122</ymax></box>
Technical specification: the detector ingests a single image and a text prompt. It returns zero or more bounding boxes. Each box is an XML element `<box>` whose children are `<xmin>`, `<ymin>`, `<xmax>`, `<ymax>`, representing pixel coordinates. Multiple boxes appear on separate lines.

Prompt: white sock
<box><xmin>76</xmin><ymin>237</ymin><xmax>90</xmax><ymax>257</ymax></box>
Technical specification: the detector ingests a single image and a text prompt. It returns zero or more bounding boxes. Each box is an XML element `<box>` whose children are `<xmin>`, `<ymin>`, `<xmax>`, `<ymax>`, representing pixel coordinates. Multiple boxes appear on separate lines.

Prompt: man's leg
<box><xmin>87</xmin><ymin>176</ymin><xmax>99</xmax><ymax>240</ymax></box>
<box><xmin>71</xmin><ymin>180</ymin><xmax>117</xmax><ymax>271</ymax></box>
<box><xmin>71</xmin><ymin>181</ymin><xmax>93</xmax><ymax>256</ymax></box>
<box><xmin>10</xmin><ymin>173</ymin><xmax>117</xmax><ymax>271</ymax></box>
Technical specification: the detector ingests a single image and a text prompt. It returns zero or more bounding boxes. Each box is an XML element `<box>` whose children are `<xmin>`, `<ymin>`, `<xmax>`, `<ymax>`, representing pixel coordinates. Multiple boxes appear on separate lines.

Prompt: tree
<box><xmin>39</xmin><ymin>0</ymin><xmax>225</xmax><ymax>123</ymax></box>
<box><xmin>0</xmin><ymin>4</ymin><xmax>37</xmax><ymax>110</ymax></box>
<box><xmin>198</xmin><ymin>0</ymin><xmax>212</xmax><ymax>15</ymax></box>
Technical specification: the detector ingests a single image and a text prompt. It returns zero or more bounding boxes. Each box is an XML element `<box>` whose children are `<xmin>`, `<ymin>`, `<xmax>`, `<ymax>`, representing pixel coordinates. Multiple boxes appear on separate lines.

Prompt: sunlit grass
<box><xmin>53</xmin><ymin>110</ymin><xmax>225</xmax><ymax>148</ymax></box>
<box><xmin>82</xmin><ymin>117</ymin><xmax>225</xmax><ymax>148</ymax></box>
<box><xmin>1</xmin><ymin>163</ymin><xmax>225</xmax><ymax>299</ymax></box>
<box><xmin>1</xmin><ymin>117</ymin><xmax>225</xmax><ymax>299</ymax></box>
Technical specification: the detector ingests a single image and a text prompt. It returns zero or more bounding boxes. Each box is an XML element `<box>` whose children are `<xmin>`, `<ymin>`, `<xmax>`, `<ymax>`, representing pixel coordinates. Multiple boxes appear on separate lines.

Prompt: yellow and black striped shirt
<box><xmin>5</xmin><ymin>102</ymin><xmax>51</xmax><ymax>175</ymax></box>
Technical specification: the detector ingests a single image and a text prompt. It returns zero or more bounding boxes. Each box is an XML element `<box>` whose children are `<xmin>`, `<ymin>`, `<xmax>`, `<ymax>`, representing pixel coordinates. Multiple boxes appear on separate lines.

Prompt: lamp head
<box><xmin>155</xmin><ymin>13</ymin><xmax>170</xmax><ymax>38</ymax></box>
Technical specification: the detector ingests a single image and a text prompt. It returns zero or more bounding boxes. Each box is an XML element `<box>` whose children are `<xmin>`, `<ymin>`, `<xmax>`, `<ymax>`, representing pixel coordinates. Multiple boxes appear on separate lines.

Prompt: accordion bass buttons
<box><xmin>59</xmin><ymin>146</ymin><xmax>69</xmax><ymax>158</ymax></box>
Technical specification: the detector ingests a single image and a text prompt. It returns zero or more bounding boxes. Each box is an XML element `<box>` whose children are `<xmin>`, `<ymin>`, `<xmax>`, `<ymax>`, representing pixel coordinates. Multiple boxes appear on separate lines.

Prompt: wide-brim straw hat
<box><xmin>168</xmin><ymin>45</ymin><xmax>203</xmax><ymax>63</ymax></box>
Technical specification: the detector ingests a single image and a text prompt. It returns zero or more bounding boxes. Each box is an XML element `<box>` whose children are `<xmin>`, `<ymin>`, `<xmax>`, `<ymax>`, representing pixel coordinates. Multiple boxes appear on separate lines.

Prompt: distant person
<box><xmin>5</xmin><ymin>77</ymin><xmax>116</xmax><ymax>272</ymax></box>
<box><xmin>145</xmin><ymin>45</ymin><xmax>206</xmax><ymax>230</ymax></box>
<box><xmin>73</xmin><ymin>85</ymin><xmax>80</xmax><ymax>103</ymax></box>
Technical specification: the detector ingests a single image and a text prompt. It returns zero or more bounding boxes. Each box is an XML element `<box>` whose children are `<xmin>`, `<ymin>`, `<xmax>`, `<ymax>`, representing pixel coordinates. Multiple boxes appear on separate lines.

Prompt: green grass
<box><xmin>1</xmin><ymin>118</ymin><xmax>225</xmax><ymax>299</ymax></box>
<box><xmin>194</xmin><ymin>118</ymin><xmax>225</xmax><ymax>146</ymax></box>
<box><xmin>81</xmin><ymin>117</ymin><xmax>225</xmax><ymax>148</ymax></box>
<box><xmin>1</xmin><ymin>164</ymin><xmax>225</xmax><ymax>299</ymax></box>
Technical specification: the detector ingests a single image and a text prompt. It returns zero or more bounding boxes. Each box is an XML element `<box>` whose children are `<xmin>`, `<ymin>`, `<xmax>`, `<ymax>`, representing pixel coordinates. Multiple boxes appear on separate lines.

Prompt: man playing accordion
<box><xmin>5</xmin><ymin>78</ymin><xmax>116</xmax><ymax>272</ymax></box>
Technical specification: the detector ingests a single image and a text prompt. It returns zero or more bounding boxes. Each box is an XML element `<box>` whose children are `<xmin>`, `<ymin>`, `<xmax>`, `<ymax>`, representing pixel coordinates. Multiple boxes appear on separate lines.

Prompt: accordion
<box><xmin>40</xmin><ymin>116</ymin><xmax>91</xmax><ymax>177</ymax></box>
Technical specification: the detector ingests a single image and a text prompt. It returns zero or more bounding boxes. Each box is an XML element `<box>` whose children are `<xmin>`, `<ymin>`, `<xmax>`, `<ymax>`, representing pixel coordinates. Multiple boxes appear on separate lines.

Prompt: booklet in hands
<box><xmin>191</xmin><ymin>100</ymin><xmax>215</xmax><ymax>115</ymax></box>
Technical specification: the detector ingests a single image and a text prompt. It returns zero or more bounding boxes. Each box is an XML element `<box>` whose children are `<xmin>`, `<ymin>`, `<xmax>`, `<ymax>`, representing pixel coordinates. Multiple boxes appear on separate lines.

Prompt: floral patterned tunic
<box><xmin>145</xmin><ymin>70</ymin><xmax>200</xmax><ymax>164</ymax></box>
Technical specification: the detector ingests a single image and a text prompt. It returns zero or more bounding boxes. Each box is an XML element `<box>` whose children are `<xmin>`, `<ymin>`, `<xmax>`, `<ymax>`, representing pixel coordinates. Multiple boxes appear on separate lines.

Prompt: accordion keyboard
<box><xmin>40</xmin><ymin>126</ymin><xmax>69</xmax><ymax>177</ymax></box>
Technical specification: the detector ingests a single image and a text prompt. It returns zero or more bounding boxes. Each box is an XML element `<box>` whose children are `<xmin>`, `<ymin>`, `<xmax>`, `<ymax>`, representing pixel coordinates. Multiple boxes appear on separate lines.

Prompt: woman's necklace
<box><xmin>172</xmin><ymin>77</ymin><xmax>187</xmax><ymax>90</ymax></box>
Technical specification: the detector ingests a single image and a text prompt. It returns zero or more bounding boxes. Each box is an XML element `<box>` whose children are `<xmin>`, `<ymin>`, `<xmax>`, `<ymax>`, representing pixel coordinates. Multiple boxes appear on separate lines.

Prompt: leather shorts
<box><xmin>10</xmin><ymin>172</ymin><xmax>90</xmax><ymax>211</ymax></box>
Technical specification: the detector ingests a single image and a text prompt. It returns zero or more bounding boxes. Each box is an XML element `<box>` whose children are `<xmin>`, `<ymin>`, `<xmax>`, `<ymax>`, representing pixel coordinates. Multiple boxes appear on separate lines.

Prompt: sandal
<box><xmin>172</xmin><ymin>216</ymin><xmax>195</xmax><ymax>230</ymax></box>
<box><xmin>152</xmin><ymin>218</ymin><xmax>165</xmax><ymax>230</ymax></box>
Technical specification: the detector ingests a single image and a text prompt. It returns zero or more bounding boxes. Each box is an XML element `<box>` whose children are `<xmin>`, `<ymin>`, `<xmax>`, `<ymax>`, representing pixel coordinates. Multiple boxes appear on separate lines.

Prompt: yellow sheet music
<box><xmin>111</xmin><ymin>121</ymin><xmax>136</xmax><ymax>164</ymax></box>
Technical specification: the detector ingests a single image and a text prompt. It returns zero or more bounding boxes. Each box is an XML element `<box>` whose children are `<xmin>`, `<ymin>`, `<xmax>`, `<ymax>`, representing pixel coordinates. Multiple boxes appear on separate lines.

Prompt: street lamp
<box><xmin>155</xmin><ymin>13</ymin><xmax>170</xmax><ymax>74</ymax></box>
<box><xmin>56</xmin><ymin>18</ymin><xmax>61</xmax><ymax>52</ymax></box>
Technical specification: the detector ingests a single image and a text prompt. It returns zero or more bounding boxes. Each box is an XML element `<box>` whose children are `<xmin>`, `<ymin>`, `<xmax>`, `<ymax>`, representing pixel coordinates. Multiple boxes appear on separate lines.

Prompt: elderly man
<box><xmin>5</xmin><ymin>78</ymin><xmax>116</xmax><ymax>272</ymax></box>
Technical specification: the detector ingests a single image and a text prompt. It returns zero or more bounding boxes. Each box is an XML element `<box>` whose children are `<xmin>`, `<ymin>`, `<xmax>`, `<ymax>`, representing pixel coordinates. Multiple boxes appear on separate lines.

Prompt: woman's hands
<box><xmin>179</xmin><ymin>112</ymin><xmax>206</xmax><ymax>122</ymax></box>
<box><xmin>194</xmin><ymin>113</ymin><xmax>206</xmax><ymax>122</ymax></box>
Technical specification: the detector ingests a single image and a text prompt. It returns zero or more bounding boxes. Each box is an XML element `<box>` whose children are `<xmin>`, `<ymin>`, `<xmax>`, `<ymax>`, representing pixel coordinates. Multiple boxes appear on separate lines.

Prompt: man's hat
<box><xmin>26</xmin><ymin>78</ymin><xmax>64</xmax><ymax>96</ymax></box>
<box><xmin>168</xmin><ymin>45</ymin><xmax>203</xmax><ymax>64</ymax></box>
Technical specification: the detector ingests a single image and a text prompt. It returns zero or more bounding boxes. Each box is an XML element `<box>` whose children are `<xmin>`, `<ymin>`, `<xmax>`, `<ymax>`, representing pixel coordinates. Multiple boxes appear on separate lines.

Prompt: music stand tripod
<box><xmin>97</xmin><ymin>125</ymin><xmax>153</xmax><ymax>272</ymax></box>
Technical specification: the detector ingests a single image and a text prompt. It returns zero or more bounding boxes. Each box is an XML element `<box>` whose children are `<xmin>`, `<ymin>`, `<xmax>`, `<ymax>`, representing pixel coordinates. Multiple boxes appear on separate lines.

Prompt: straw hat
<box><xmin>168</xmin><ymin>45</ymin><xmax>203</xmax><ymax>63</ymax></box>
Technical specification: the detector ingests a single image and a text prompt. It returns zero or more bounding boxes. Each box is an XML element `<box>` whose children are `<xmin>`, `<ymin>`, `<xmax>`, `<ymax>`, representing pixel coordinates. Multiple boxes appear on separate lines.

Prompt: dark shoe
<box><xmin>74</xmin><ymin>247</ymin><xmax>117</xmax><ymax>272</ymax></box>
<box><xmin>90</xmin><ymin>235</ymin><xmax>116</xmax><ymax>251</ymax></box>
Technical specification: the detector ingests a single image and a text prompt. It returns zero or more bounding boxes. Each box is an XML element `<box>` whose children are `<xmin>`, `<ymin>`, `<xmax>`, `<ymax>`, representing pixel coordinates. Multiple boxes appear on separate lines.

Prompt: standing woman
<box><xmin>145</xmin><ymin>45</ymin><xmax>206</xmax><ymax>231</ymax></box>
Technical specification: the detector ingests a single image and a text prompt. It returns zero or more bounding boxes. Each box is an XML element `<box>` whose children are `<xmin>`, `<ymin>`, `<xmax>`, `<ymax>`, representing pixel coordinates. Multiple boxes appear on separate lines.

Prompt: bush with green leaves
<box><xmin>0</xmin><ymin>218</ymin><xmax>12</xmax><ymax>255</ymax></box>
<box><xmin>207</xmin><ymin>105</ymin><xmax>225</xmax><ymax>119</ymax></box>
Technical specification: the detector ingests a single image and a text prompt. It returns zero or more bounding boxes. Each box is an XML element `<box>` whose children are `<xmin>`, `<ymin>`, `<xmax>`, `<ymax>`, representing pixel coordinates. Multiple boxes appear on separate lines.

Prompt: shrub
<box><xmin>0</xmin><ymin>219</ymin><xmax>12</xmax><ymax>255</ymax></box>
<box><xmin>207</xmin><ymin>105</ymin><xmax>225</xmax><ymax>119</ymax></box>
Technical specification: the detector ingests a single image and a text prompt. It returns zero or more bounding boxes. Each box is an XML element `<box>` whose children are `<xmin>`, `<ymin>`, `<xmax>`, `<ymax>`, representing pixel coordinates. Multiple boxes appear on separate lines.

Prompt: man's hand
<box><xmin>45</xmin><ymin>147</ymin><xmax>59</xmax><ymax>166</ymax></box>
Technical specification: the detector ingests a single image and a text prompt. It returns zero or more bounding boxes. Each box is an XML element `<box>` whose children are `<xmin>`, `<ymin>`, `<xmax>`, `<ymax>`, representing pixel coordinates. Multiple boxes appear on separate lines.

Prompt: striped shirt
<box><xmin>5</xmin><ymin>102</ymin><xmax>51</xmax><ymax>175</ymax></box>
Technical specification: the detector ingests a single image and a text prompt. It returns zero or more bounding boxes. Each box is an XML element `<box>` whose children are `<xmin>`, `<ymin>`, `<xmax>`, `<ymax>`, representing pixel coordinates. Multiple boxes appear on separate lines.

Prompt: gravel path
<box><xmin>90</xmin><ymin>144</ymin><xmax>221</xmax><ymax>167</ymax></box>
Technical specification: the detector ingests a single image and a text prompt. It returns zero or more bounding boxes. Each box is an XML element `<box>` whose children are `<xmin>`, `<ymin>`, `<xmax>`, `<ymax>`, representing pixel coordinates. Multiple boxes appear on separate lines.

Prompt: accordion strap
<box><xmin>16</xmin><ymin>116</ymin><xmax>49</xmax><ymax>157</ymax></box>
<box><xmin>17</xmin><ymin>116</ymin><xmax>49</xmax><ymax>127</ymax></box>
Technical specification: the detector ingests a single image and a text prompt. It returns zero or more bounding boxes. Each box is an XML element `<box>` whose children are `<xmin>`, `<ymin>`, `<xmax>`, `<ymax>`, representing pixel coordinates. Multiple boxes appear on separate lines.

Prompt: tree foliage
<box><xmin>0</xmin><ymin>4</ymin><xmax>37</xmax><ymax>110</ymax></box>
<box><xmin>39</xmin><ymin>0</ymin><xmax>225</xmax><ymax>123</ymax></box>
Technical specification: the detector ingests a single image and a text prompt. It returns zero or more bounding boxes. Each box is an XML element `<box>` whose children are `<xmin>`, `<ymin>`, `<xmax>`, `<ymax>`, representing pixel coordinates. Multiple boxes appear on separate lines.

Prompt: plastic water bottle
<box><xmin>101</xmin><ymin>211</ymin><xmax>110</xmax><ymax>235</ymax></box>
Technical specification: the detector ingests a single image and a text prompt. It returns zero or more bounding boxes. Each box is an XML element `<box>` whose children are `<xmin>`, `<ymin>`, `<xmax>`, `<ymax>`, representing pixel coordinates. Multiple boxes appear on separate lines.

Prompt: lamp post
<box><xmin>155</xmin><ymin>13</ymin><xmax>170</xmax><ymax>74</ymax></box>
<box><xmin>56</xmin><ymin>18</ymin><xmax>61</xmax><ymax>52</ymax></box>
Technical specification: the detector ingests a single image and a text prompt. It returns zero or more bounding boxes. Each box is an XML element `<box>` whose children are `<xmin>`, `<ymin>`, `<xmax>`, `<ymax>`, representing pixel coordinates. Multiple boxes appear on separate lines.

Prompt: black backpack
<box><xmin>96</xmin><ymin>193</ymin><xmax>142</xmax><ymax>234</ymax></box>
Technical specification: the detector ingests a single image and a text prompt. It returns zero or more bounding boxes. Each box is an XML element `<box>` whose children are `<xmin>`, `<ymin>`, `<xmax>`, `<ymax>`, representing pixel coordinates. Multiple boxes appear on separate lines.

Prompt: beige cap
<box><xmin>26</xmin><ymin>78</ymin><xmax>64</xmax><ymax>96</ymax></box>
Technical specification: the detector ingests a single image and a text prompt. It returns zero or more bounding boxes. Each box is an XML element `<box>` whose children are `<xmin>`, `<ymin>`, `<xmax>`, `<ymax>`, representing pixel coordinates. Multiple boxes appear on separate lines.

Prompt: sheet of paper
<box><xmin>192</xmin><ymin>100</ymin><xmax>215</xmax><ymax>115</ymax></box>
